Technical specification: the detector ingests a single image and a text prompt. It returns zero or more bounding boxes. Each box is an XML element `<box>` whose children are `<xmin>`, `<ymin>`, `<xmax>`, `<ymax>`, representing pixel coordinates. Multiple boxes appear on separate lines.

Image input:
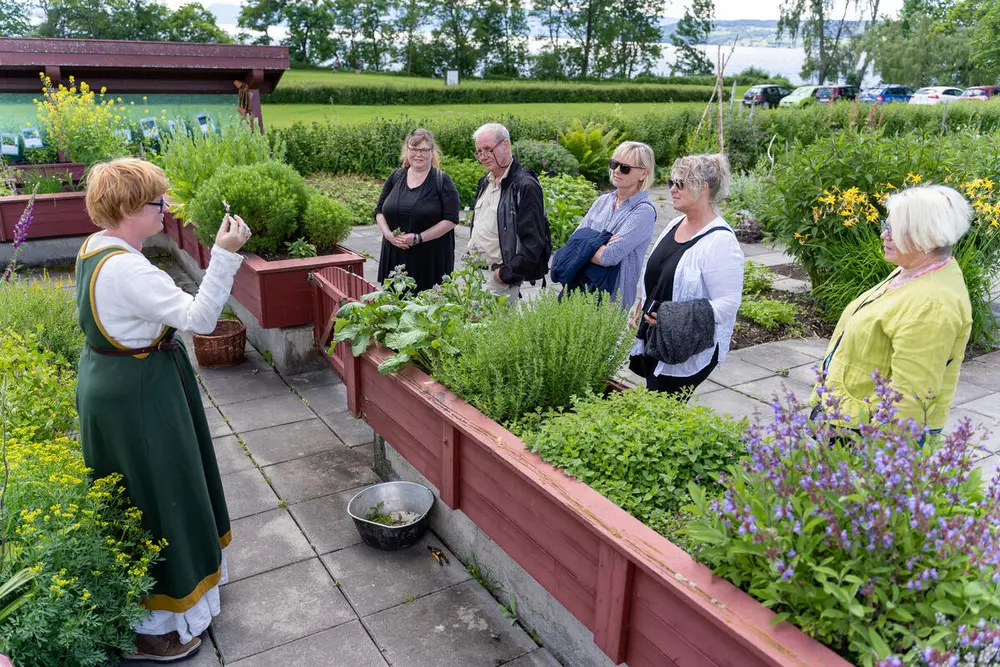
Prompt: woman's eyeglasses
<box><xmin>408</xmin><ymin>146</ymin><xmax>432</xmax><ymax>154</ymax></box>
<box><xmin>668</xmin><ymin>179</ymin><xmax>685</xmax><ymax>190</ymax></box>
<box><xmin>609</xmin><ymin>159</ymin><xmax>638</xmax><ymax>175</ymax></box>
<box><xmin>880</xmin><ymin>220</ymin><xmax>892</xmax><ymax>238</ymax></box>
<box><xmin>147</xmin><ymin>199</ymin><xmax>166</xmax><ymax>212</ymax></box>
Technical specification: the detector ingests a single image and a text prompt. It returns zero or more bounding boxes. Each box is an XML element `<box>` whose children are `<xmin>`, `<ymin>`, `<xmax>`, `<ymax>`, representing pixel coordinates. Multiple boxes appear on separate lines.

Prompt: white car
<box><xmin>909</xmin><ymin>86</ymin><xmax>964</xmax><ymax>105</ymax></box>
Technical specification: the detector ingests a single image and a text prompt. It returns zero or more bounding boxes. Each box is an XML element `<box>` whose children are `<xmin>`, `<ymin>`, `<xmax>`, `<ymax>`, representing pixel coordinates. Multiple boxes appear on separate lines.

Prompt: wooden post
<box><xmin>440</xmin><ymin>422</ymin><xmax>461</xmax><ymax>509</ymax></box>
<box><xmin>346</xmin><ymin>353</ymin><xmax>363</xmax><ymax>417</ymax></box>
<box><xmin>593</xmin><ymin>542</ymin><xmax>634</xmax><ymax>664</ymax></box>
<box><xmin>248</xmin><ymin>68</ymin><xmax>265</xmax><ymax>133</ymax></box>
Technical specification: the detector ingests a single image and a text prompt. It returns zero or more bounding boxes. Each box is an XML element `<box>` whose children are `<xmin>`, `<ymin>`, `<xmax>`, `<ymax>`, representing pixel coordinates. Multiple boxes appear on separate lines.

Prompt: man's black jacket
<box><xmin>472</xmin><ymin>158</ymin><xmax>551</xmax><ymax>284</ymax></box>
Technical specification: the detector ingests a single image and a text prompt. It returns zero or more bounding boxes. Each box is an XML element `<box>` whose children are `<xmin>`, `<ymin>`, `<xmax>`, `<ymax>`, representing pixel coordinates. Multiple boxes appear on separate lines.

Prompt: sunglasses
<box><xmin>668</xmin><ymin>179</ymin><xmax>685</xmax><ymax>190</ymax></box>
<box><xmin>146</xmin><ymin>198</ymin><xmax>166</xmax><ymax>212</ymax></box>
<box><xmin>609</xmin><ymin>159</ymin><xmax>639</xmax><ymax>175</ymax></box>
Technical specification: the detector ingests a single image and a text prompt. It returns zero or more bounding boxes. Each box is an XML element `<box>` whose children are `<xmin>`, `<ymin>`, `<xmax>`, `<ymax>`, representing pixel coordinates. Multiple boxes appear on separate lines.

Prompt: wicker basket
<box><xmin>192</xmin><ymin>319</ymin><xmax>247</xmax><ymax>369</ymax></box>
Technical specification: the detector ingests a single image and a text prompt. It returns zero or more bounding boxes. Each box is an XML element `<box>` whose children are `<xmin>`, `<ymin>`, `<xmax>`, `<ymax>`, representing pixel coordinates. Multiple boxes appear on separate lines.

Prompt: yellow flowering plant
<box><xmin>0</xmin><ymin>331</ymin><xmax>163</xmax><ymax>666</ymax></box>
<box><xmin>34</xmin><ymin>74</ymin><xmax>130</xmax><ymax>168</ymax></box>
<box><xmin>760</xmin><ymin>128</ymin><xmax>1000</xmax><ymax>345</ymax></box>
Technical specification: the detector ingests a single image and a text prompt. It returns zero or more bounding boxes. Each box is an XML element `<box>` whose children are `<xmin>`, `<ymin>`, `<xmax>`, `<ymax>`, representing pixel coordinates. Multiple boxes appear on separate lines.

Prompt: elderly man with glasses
<box><xmin>468</xmin><ymin>122</ymin><xmax>551</xmax><ymax>303</ymax></box>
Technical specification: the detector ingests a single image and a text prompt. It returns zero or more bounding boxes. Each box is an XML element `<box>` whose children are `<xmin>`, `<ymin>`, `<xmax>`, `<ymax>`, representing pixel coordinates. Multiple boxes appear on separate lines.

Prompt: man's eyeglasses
<box><xmin>473</xmin><ymin>139</ymin><xmax>506</xmax><ymax>160</ymax></box>
<box><xmin>408</xmin><ymin>146</ymin><xmax>432</xmax><ymax>154</ymax></box>
<box><xmin>609</xmin><ymin>159</ymin><xmax>638</xmax><ymax>175</ymax></box>
<box><xmin>147</xmin><ymin>199</ymin><xmax>166</xmax><ymax>212</ymax></box>
<box><xmin>668</xmin><ymin>179</ymin><xmax>685</xmax><ymax>190</ymax></box>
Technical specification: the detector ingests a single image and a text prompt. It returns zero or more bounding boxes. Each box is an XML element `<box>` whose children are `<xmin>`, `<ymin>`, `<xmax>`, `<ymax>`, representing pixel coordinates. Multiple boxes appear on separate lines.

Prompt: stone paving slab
<box><xmin>771</xmin><ymin>277</ymin><xmax>810</xmax><ymax>293</ymax></box>
<box><xmin>212</xmin><ymin>435</ymin><xmax>255</xmax><ymax>477</ymax></box>
<box><xmin>221</xmin><ymin>393</ymin><xmax>316</xmax><ymax>434</ymax></box>
<box><xmin>693</xmin><ymin>388</ymin><xmax>775</xmax><ymax>425</ymax></box>
<box><xmin>707</xmin><ymin>356</ymin><xmax>777</xmax><ymax>386</ymax></box>
<box><xmin>502</xmin><ymin>649</ymin><xmax>563</xmax><ymax>667</ymax></box>
<box><xmin>322</xmin><ymin>535</ymin><xmax>470</xmax><ymax>617</ymax></box>
<box><xmin>955</xmin><ymin>360</ymin><xmax>999</xmax><ymax>390</ymax></box>
<box><xmin>215</xmin><ymin>559</ymin><xmax>355</xmax><ymax>663</ymax></box>
<box><xmin>227</xmin><ymin>508</ymin><xmax>315</xmax><ymax>583</ymax></box>
<box><xmin>204</xmin><ymin>406</ymin><xmax>232</xmax><ymax>438</ymax></box>
<box><xmin>362</xmin><ymin>579</ymin><xmax>538</xmax><ymax>667</ymax></box>
<box><xmin>264</xmin><ymin>447</ymin><xmax>379</xmax><ymax>503</ymax></box>
<box><xmin>957</xmin><ymin>392</ymin><xmax>1000</xmax><ymax>420</ymax></box>
<box><xmin>288</xmin><ymin>486</ymin><xmax>368</xmax><ymax>555</ymax></box>
<box><xmin>228</xmin><ymin>621</ymin><xmax>388</xmax><ymax>667</ymax></box>
<box><xmin>951</xmin><ymin>381</ymin><xmax>994</xmax><ymax>408</ymax></box>
<box><xmin>320</xmin><ymin>411</ymin><xmax>375</xmax><ymax>448</ymax></box>
<box><xmin>283</xmin><ymin>368</ymin><xmax>344</xmax><ymax>391</ymax></box>
<box><xmin>729</xmin><ymin>342</ymin><xmax>821</xmax><ymax>373</ymax></box>
<box><xmin>223</xmin><ymin>468</ymin><xmax>280</xmax><ymax>520</ymax></box>
<box><xmin>774</xmin><ymin>337</ymin><xmax>829</xmax><ymax>360</ymax></box>
<box><xmin>733</xmin><ymin>375</ymin><xmax>815</xmax><ymax>405</ymax></box>
<box><xmin>197</xmin><ymin>354</ymin><xmax>288</xmax><ymax>407</ymax></box>
<box><xmin>297</xmin><ymin>383</ymin><xmax>350</xmax><ymax>418</ymax></box>
<box><xmin>239</xmin><ymin>417</ymin><xmax>344</xmax><ymax>467</ymax></box>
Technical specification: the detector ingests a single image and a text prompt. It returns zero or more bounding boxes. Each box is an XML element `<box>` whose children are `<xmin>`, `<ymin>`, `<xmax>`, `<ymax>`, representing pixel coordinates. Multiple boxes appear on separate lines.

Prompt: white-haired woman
<box><xmin>630</xmin><ymin>154</ymin><xmax>744</xmax><ymax>396</ymax></box>
<box><xmin>568</xmin><ymin>141</ymin><xmax>657</xmax><ymax>309</ymax></box>
<box><xmin>811</xmin><ymin>185</ymin><xmax>973</xmax><ymax>431</ymax></box>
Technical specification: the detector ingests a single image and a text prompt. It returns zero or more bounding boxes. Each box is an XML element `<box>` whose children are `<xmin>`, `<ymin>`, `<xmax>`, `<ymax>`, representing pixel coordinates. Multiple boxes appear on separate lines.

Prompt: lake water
<box><xmin>654</xmin><ymin>45</ymin><xmax>809</xmax><ymax>84</ymax></box>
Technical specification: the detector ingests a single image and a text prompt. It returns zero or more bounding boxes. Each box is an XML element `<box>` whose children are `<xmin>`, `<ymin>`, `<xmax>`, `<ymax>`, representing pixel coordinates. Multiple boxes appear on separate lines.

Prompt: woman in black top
<box><xmin>375</xmin><ymin>128</ymin><xmax>461</xmax><ymax>292</ymax></box>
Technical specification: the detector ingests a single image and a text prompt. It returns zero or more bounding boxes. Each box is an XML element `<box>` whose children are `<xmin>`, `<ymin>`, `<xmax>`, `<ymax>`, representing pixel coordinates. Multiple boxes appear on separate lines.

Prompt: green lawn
<box><xmin>277</xmin><ymin>69</ymin><xmax>724</xmax><ymax>92</ymax></box>
<box><xmin>263</xmin><ymin>101</ymin><xmax>712</xmax><ymax>128</ymax></box>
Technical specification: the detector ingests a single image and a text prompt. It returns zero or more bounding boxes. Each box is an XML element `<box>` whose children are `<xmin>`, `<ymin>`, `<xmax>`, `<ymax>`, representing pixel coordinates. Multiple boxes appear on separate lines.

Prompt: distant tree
<box><xmin>598</xmin><ymin>0</ymin><xmax>665</xmax><ymax>78</ymax></box>
<box><xmin>778</xmin><ymin>0</ymin><xmax>861</xmax><ymax>84</ymax></box>
<box><xmin>356</xmin><ymin>0</ymin><xmax>396</xmax><ymax>71</ymax></box>
<box><xmin>949</xmin><ymin>0</ymin><xmax>1000</xmax><ymax>82</ymax></box>
<box><xmin>564</xmin><ymin>0</ymin><xmax>612</xmax><ymax>78</ymax></box>
<box><xmin>531</xmin><ymin>0</ymin><xmax>572</xmax><ymax>76</ymax></box>
<box><xmin>866</xmin><ymin>13</ymin><xmax>976</xmax><ymax>87</ymax></box>
<box><xmin>670</xmin><ymin>0</ymin><xmax>715</xmax><ymax>76</ymax></box>
<box><xmin>238</xmin><ymin>0</ymin><xmax>285</xmax><ymax>45</ymax></box>
<box><xmin>334</xmin><ymin>0</ymin><xmax>363</xmax><ymax>67</ymax></box>
<box><xmin>397</xmin><ymin>0</ymin><xmax>432</xmax><ymax>75</ymax></box>
<box><xmin>163</xmin><ymin>3</ymin><xmax>232</xmax><ymax>42</ymax></box>
<box><xmin>474</xmin><ymin>0</ymin><xmax>529</xmax><ymax>77</ymax></box>
<box><xmin>283</xmin><ymin>0</ymin><xmax>337</xmax><ymax>65</ymax></box>
<box><xmin>0</xmin><ymin>0</ymin><xmax>35</xmax><ymax>36</ymax></box>
<box><xmin>432</xmin><ymin>0</ymin><xmax>479</xmax><ymax>78</ymax></box>
<box><xmin>36</xmin><ymin>0</ymin><xmax>168</xmax><ymax>39</ymax></box>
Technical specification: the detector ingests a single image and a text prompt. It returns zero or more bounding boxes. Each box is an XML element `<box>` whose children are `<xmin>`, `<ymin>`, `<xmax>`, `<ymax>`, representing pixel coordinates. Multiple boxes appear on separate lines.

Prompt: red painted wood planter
<box><xmin>163</xmin><ymin>215</ymin><xmax>365</xmax><ymax>329</ymax></box>
<box><xmin>0</xmin><ymin>191</ymin><xmax>99</xmax><ymax>241</ymax></box>
<box><xmin>11</xmin><ymin>162</ymin><xmax>86</xmax><ymax>183</ymax></box>
<box><xmin>338</xmin><ymin>348</ymin><xmax>852</xmax><ymax>667</ymax></box>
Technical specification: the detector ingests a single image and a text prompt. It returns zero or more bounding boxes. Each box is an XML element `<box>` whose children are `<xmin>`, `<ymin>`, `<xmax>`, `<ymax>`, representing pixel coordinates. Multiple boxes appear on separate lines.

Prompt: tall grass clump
<box><xmin>0</xmin><ymin>274</ymin><xmax>84</xmax><ymax>368</ymax></box>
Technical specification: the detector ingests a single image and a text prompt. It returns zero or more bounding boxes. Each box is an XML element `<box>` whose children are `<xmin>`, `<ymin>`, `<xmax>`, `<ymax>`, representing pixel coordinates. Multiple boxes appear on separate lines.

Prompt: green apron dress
<box><xmin>75</xmin><ymin>240</ymin><xmax>232</xmax><ymax>614</ymax></box>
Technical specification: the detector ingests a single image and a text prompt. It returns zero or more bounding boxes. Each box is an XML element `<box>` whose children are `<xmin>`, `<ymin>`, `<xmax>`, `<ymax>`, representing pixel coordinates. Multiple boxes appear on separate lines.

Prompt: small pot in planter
<box><xmin>192</xmin><ymin>318</ymin><xmax>247</xmax><ymax>368</ymax></box>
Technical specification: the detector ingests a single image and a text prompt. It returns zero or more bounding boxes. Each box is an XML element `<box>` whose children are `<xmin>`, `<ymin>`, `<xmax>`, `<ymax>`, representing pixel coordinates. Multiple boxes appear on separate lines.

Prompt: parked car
<box><xmin>909</xmin><ymin>86</ymin><xmax>965</xmax><ymax>105</ymax></box>
<box><xmin>858</xmin><ymin>85</ymin><xmax>915</xmax><ymax>104</ymax></box>
<box><xmin>779</xmin><ymin>85</ymin><xmax>821</xmax><ymax>108</ymax></box>
<box><xmin>960</xmin><ymin>85</ymin><xmax>1000</xmax><ymax>101</ymax></box>
<box><xmin>816</xmin><ymin>85</ymin><xmax>859</xmax><ymax>104</ymax></box>
<box><xmin>742</xmin><ymin>85</ymin><xmax>792</xmax><ymax>108</ymax></box>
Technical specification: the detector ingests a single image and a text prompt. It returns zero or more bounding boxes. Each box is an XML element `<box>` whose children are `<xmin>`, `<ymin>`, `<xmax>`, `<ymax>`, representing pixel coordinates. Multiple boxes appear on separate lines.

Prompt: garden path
<box><xmin>122</xmin><ymin>211</ymin><xmax>1000</xmax><ymax>665</ymax></box>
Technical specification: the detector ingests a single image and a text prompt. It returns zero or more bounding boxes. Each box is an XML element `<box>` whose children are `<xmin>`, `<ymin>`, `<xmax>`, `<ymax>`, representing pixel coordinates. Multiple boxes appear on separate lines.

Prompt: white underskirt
<box><xmin>133</xmin><ymin>549</ymin><xmax>228</xmax><ymax>643</ymax></box>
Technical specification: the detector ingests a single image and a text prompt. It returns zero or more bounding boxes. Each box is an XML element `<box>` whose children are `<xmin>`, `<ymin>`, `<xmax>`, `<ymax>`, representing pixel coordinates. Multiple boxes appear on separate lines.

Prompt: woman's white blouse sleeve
<box><xmin>94</xmin><ymin>246</ymin><xmax>244</xmax><ymax>345</ymax></box>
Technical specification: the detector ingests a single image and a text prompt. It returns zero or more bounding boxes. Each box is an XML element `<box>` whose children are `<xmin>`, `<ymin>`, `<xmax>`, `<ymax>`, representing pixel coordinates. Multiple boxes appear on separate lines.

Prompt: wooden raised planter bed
<box><xmin>309</xmin><ymin>266</ymin><xmax>852</xmax><ymax>667</ymax></box>
<box><xmin>162</xmin><ymin>215</ymin><xmax>365</xmax><ymax>329</ymax></box>
<box><xmin>11</xmin><ymin>162</ymin><xmax>86</xmax><ymax>183</ymax></box>
<box><xmin>0</xmin><ymin>190</ymin><xmax>99</xmax><ymax>241</ymax></box>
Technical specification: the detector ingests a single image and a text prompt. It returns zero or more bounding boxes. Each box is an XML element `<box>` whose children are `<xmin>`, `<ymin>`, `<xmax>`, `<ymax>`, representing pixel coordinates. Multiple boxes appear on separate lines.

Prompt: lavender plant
<box><xmin>878</xmin><ymin>617</ymin><xmax>1000</xmax><ymax>666</ymax></box>
<box><xmin>685</xmin><ymin>371</ymin><xmax>1000</xmax><ymax>667</ymax></box>
<box><xmin>2</xmin><ymin>185</ymin><xmax>38</xmax><ymax>283</ymax></box>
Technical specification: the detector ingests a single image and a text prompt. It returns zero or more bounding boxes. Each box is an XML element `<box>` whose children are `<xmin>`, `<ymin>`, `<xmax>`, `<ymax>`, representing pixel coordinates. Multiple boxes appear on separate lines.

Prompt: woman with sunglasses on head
<box><xmin>809</xmin><ymin>185</ymin><xmax>972</xmax><ymax>434</ymax></box>
<box><xmin>557</xmin><ymin>141</ymin><xmax>657</xmax><ymax>308</ymax></box>
<box><xmin>77</xmin><ymin>158</ymin><xmax>251</xmax><ymax>662</ymax></box>
<box><xmin>375</xmin><ymin>128</ymin><xmax>461</xmax><ymax>292</ymax></box>
<box><xmin>629</xmin><ymin>153</ymin><xmax>744</xmax><ymax>396</ymax></box>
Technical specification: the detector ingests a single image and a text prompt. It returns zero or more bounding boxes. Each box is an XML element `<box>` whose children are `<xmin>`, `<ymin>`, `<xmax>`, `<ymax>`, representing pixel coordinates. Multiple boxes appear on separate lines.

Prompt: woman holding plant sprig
<box><xmin>77</xmin><ymin>158</ymin><xmax>250</xmax><ymax>663</ymax></box>
<box><xmin>375</xmin><ymin>128</ymin><xmax>461</xmax><ymax>292</ymax></box>
<box><xmin>810</xmin><ymin>185</ymin><xmax>973</xmax><ymax>433</ymax></box>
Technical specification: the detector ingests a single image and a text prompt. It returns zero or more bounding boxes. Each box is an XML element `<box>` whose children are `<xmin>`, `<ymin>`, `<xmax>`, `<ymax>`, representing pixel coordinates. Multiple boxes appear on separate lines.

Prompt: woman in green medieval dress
<box><xmin>77</xmin><ymin>158</ymin><xmax>251</xmax><ymax>662</ymax></box>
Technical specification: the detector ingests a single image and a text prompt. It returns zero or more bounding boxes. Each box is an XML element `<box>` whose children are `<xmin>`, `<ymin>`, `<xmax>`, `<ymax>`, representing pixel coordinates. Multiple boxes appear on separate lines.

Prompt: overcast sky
<box><xmin>164</xmin><ymin>0</ymin><xmax>908</xmax><ymax>24</ymax></box>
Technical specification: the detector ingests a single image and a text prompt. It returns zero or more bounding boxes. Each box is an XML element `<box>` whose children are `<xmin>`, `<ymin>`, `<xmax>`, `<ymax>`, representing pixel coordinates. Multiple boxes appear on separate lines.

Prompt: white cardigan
<box><xmin>632</xmin><ymin>215</ymin><xmax>744</xmax><ymax>377</ymax></box>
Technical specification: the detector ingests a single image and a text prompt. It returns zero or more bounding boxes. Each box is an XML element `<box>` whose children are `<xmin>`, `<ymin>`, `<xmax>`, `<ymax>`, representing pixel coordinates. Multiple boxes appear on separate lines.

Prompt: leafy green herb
<box><xmin>285</xmin><ymin>237</ymin><xmax>318</xmax><ymax>259</ymax></box>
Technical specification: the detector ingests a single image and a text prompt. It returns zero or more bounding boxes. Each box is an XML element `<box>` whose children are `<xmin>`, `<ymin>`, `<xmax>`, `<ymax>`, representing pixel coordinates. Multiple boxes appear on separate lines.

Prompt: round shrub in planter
<box><xmin>302</xmin><ymin>191</ymin><xmax>352</xmax><ymax>251</ymax></box>
<box><xmin>188</xmin><ymin>161</ymin><xmax>308</xmax><ymax>255</ymax></box>
<box><xmin>438</xmin><ymin>155</ymin><xmax>485</xmax><ymax>208</ymax></box>
<box><xmin>512</xmin><ymin>139</ymin><xmax>580</xmax><ymax>177</ymax></box>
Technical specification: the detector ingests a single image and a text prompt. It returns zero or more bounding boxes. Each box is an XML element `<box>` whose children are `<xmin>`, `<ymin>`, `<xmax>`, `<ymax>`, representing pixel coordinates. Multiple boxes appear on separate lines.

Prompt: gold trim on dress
<box><xmin>143</xmin><ymin>566</ymin><xmax>222</xmax><ymax>613</ymax></box>
<box><xmin>219</xmin><ymin>529</ymin><xmax>233</xmax><ymax>550</ymax></box>
<box><xmin>88</xmin><ymin>249</ymin><xmax>170</xmax><ymax>359</ymax></box>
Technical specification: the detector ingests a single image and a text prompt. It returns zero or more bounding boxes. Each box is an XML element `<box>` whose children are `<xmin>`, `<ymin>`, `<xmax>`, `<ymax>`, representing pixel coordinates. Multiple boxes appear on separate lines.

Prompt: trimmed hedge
<box><xmin>266</xmin><ymin>82</ymin><xmax>722</xmax><ymax>105</ymax></box>
<box><xmin>274</xmin><ymin>102</ymin><xmax>1000</xmax><ymax>180</ymax></box>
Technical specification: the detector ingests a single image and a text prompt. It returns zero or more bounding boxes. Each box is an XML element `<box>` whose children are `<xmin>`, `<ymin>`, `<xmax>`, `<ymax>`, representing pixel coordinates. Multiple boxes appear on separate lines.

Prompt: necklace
<box><xmin>888</xmin><ymin>256</ymin><xmax>952</xmax><ymax>289</ymax></box>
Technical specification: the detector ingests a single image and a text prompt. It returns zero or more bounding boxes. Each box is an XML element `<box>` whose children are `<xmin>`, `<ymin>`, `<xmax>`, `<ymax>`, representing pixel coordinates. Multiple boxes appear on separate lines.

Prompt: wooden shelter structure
<box><xmin>0</xmin><ymin>38</ymin><xmax>289</xmax><ymax>130</ymax></box>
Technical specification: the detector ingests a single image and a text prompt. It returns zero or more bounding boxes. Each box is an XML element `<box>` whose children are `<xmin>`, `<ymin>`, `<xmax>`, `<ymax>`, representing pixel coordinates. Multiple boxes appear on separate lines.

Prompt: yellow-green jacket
<box><xmin>812</xmin><ymin>260</ymin><xmax>972</xmax><ymax>430</ymax></box>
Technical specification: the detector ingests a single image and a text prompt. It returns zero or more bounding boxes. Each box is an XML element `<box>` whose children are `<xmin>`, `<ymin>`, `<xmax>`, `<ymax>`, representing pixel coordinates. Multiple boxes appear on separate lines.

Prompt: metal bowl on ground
<box><xmin>347</xmin><ymin>481</ymin><xmax>434</xmax><ymax>550</ymax></box>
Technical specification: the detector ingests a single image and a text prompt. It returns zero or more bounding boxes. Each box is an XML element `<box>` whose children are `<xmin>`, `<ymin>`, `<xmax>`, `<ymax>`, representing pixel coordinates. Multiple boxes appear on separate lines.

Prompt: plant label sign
<box><xmin>0</xmin><ymin>133</ymin><xmax>18</xmax><ymax>156</ymax></box>
<box><xmin>446</xmin><ymin>69</ymin><xmax>460</xmax><ymax>86</ymax></box>
<box><xmin>195</xmin><ymin>113</ymin><xmax>214</xmax><ymax>136</ymax></box>
<box><xmin>21</xmin><ymin>126</ymin><xmax>43</xmax><ymax>148</ymax></box>
<box><xmin>115</xmin><ymin>128</ymin><xmax>132</xmax><ymax>142</ymax></box>
<box><xmin>140</xmin><ymin>116</ymin><xmax>159</xmax><ymax>139</ymax></box>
